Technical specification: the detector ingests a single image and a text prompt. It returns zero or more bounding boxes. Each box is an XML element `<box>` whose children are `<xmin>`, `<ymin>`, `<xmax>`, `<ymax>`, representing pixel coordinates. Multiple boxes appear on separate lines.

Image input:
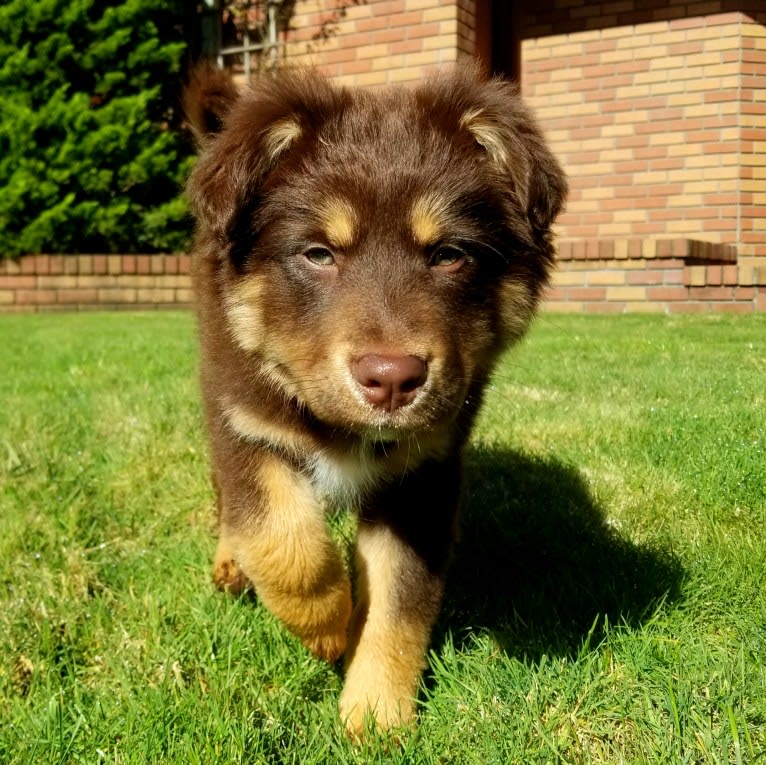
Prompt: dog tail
<box><xmin>183</xmin><ymin>61</ymin><xmax>240</xmax><ymax>143</ymax></box>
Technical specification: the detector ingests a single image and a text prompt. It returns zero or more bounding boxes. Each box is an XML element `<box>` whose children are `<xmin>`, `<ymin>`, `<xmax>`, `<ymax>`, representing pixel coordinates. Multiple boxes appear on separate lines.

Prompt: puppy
<box><xmin>184</xmin><ymin>63</ymin><xmax>566</xmax><ymax>736</ymax></box>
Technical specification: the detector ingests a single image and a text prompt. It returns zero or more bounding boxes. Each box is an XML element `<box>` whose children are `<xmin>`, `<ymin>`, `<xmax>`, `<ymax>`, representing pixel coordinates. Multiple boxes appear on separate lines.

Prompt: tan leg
<box><xmin>339</xmin><ymin>521</ymin><xmax>443</xmax><ymax>736</ymax></box>
<box><xmin>217</xmin><ymin>451</ymin><xmax>352</xmax><ymax>663</ymax></box>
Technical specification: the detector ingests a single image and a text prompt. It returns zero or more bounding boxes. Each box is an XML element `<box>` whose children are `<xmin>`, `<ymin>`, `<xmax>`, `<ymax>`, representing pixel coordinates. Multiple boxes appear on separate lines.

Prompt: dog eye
<box><xmin>303</xmin><ymin>247</ymin><xmax>336</xmax><ymax>267</ymax></box>
<box><xmin>429</xmin><ymin>247</ymin><xmax>466</xmax><ymax>271</ymax></box>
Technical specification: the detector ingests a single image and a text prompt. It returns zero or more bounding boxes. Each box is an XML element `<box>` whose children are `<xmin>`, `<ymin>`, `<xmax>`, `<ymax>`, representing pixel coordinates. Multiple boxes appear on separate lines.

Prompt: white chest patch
<box><xmin>307</xmin><ymin>449</ymin><xmax>386</xmax><ymax>507</ymax></box>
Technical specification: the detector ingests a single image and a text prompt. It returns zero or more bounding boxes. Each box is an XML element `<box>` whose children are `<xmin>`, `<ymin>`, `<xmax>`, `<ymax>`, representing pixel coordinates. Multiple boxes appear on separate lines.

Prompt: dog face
<box><xmin>187</xmin><ymin>66</ymin><xmax>566</xmax><ymax>444</ymax></box>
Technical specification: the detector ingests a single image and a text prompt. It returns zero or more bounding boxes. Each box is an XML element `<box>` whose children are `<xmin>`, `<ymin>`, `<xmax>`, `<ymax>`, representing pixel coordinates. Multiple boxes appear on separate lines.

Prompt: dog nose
<box><xmin>351</xmin><ymin>354</ymin><xmax>428</xmax><ymax>412</ymax></box>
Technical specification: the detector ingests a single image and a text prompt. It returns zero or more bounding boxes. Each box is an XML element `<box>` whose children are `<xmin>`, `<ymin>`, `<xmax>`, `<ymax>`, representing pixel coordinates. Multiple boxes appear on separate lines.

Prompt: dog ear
<box><xmin>186</xmin><ymin>69</ymin><xmax>347</xmax><ymax>244</ymax></box>
<box><xmin>183</xmin><ymin>62</ymin><xmax>240</xmax><ymax>144</ymax></box>
<box><xmin>418</xmin><ymin>65</ymin><xmax>567</xmax><ymax>237</ymax></box>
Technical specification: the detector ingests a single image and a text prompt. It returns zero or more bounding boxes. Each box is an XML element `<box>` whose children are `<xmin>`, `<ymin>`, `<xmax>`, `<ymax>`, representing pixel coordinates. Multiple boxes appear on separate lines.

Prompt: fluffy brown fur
<box><xmin>184</xmin><ymin>63</ymin><xmax>566</xmax><ymax>736</ymax></box>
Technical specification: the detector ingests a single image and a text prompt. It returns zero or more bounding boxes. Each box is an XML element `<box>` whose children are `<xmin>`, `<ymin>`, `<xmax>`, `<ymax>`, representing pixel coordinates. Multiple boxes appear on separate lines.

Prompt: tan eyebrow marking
<box><xmin>410</xmin><ymin>192</ymin><xmax>450</xmax><ymax>246</ymax></box>
<box><xmin>319</xmin><ymin>197</ymin><xmax>358</xmax><ymax>249</ymax></box>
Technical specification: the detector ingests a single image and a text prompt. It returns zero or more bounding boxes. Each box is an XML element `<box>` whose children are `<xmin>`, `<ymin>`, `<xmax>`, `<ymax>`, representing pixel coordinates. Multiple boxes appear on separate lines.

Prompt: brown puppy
<box><xmin>184</xmin><ymin>63</ymin><xmax>566</xmax><ymax>736</ymax></box>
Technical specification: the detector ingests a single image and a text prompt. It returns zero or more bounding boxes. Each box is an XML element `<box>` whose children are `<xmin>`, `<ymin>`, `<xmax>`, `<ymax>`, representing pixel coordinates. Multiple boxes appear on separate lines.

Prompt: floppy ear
<box><xmin>185</xmin><ymin>68</ymin><xmax>348</xmax><ymax>243</ymax></box>
<box><xmin>418</xmin><ymin>65</ymin><xmax>567</xmax><ymax>237</ymax></box>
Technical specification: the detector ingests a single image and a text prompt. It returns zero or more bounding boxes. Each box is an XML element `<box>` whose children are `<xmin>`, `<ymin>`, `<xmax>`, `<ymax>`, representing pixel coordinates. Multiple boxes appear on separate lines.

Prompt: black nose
<box><xmin>351</xmin><ymin>354</ymin><xmax>428</xmax><ymax>413</ymax></box>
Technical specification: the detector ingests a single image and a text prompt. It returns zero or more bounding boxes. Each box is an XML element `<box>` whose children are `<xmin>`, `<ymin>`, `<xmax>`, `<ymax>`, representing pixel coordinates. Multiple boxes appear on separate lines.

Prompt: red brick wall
<box><xmin>740</xmin><ymin>12</ymin><xmax>766</xmax><ymax>266</ymax></box>
<box><xmin>0</xmin><ymin>255</ymin><xmax>192</xmax><ymax>313</ymax></box>
<box><xmin>520</xmin><ymin>2</ymin><xmax>766</xmax><ymax>270</ymax></box>
<box><xmin>3</xmin><ymin>1</ymin><xmax>763</xmax><ymax>314</ymax></box>
<box><xmin>282</xmin><ymin>0</ymin><xmax>473</xmax><ymax>86</ymax></box>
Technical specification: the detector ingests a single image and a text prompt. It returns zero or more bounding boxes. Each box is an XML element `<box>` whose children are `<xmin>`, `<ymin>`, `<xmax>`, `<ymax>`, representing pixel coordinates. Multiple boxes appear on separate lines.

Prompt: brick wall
<box><xmin>520</xmin><ymin>1</ymin><xmax>766</xmax><ymax>270</ymax></box>
<box><xmin>281</xmin><ymin>0</ymin><xmax>476</xmax><ymax>86</ymax></box>
<box><xmin>741</xmin><ymin>11</ymin><xmax>766</xmax><ymax>266</ymax></box>
<box><xmin>0</xmin><ymin>255</ymin><xmax>193</xmax><ymax>313</ymax></box>
<box><xmin>2</xmin><ymin>1</ymin><xmax>763</xmax><ymax>314</ymax></box>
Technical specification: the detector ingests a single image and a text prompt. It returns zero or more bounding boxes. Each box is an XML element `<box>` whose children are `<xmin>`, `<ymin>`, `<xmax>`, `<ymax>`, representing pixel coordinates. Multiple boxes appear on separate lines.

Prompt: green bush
<box><xmin>0</xmin><ymin>0</ymin><xmax>194</xmax><ymax>256</ymax></box>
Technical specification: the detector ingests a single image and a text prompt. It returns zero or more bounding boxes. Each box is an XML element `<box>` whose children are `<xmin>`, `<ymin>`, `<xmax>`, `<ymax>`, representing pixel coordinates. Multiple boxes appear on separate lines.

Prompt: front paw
<box><xmin>339</xmin><ymin>669</ymin><xmax>417</xmax><ymax>737</ymax></box>
<box><xmin>299</xmin><ymin>582</ymin><xmax>353</xmax><ymax>663</ymax></box>
<box><xmin>303</xmin><ymin>626</ymin><xmax>348</xmax><ymax>664</ymax></box>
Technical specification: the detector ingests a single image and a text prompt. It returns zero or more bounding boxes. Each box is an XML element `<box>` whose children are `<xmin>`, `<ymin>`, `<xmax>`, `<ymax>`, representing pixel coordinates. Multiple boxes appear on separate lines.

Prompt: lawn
<box><xmin>1</xmin><ymin>310</ymin><xmax>764</xmax><ymax>764</ymax></box>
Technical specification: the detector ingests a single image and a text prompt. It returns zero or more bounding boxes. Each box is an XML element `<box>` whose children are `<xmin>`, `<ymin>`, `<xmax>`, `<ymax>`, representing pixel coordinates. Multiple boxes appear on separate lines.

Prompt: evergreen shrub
<box><xmin>0</xmin><ymin>0</ymin><xmax>194</xmax><ymax>256</ymax></box>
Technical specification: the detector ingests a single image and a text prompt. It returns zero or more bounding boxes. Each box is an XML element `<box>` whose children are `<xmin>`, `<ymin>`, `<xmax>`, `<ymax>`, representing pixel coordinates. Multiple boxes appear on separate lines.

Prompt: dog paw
<box><xmin>339</xmin><ymin>684</ymin><xmax>416</xmax><ymax>738</ymax></box>
<box><xmin>300</xmin><ymin>584</ymin><xmax>352</xmax><ymax>663</ymax></box>
<box><xmin>303</xmin><ymin>627</ymin><xmax>348</xmax><ymax>664</ymax></box>
<box><xmin>212</xmin><ymin>558</ymin><xmax>251</xmax><ymax>595</ymax></box>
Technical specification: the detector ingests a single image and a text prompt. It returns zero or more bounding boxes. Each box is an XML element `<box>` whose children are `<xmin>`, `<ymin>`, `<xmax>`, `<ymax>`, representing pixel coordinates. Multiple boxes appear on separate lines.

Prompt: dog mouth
<box><xmin>334</xmin><ymin>382</ymin><xmax>457</xmax><ymax>443</ymax></box>
<box><xmin>359</xmin><ymin>420</ymin><xmax>422</xmax><ymax>444</ymax></box>
<box><xmin>297</xmin><ymin>379</ymin><xmax>442</xmax><ymax>441</ymax></box>
<box><xmin>366</xmin><ymin>432</ymin><xmax>406</xmax><ymax>453</ymax></box>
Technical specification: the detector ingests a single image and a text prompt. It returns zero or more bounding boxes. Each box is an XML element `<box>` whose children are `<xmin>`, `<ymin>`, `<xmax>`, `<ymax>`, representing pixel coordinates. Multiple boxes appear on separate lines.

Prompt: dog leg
<box><xmin>219</xmin><ymin>451</ymin><xmax>352</xmax><ymax>663</ymax></box>
<box><xmin>338</xmin><ymin>522</ymin><xmax>439</xmax><ymax>734</ymax></box>
<box><xmin>340</xmin><ymin>461</ymin><xmax>460</xmax><ymax>736</ymax></box>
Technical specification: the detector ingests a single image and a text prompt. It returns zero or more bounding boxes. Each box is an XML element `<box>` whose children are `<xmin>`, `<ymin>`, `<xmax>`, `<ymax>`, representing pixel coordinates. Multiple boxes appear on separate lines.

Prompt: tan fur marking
<box><xmin>499</xmin><ymin>280</ymin><xmax>536</xmax><ymax>342</ymax></box>
<box><xmin>222</xmin><ymin>398</ymin><xmax>313</xmax><ymax>457</ymax></box>
<box><xmin>460</xmin><ymin>108</ymin><xmax>510</xmax><ymax>170</ymax></box>
<box><xmin>225</xmin><ymin>278</ymin><xmax>266</xmax><ymax>353</ymax></box>
<box><xmin>263</xmin><ymin>118</ymin><xmax>302</xmax><ymax>162</ymax></box>
<box><xmin>410</xmin><ymin>192</ymin><xmax>449</xmax><ymax>246</ymax></box>
<box><xmin>319</xmin><ymin>197</ymin><xmax>357</xmax><ymax>249</ymax></box>
<box><xmin>229</xmin><ymin>454</ymin><xmax>352</xmax><ymax>662</ymax></box>
<box><xmin>340</xmin><ymin>524</ymin><xmax>429</xmax><ymax>735</ymax></box>
<box><xmin>225</xmin><ymin>281</ymin><xmax>304</xmax><ymax>398</ymax></box>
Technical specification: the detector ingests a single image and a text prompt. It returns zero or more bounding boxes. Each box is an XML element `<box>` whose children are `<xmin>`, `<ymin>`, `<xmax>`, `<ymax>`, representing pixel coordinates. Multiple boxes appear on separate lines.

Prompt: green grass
<box><xmin>1</xmin><ymin>311</ymin><xmax>764</xmax><ymax>764</ymax></box>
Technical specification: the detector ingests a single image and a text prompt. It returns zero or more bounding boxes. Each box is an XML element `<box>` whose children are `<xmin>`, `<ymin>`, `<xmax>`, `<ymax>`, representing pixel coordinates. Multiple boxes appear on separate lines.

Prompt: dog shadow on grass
<box><xmin>436</xmin><ymin>447</ymin><xmax>685</xmax><ymax>660</ymax></box>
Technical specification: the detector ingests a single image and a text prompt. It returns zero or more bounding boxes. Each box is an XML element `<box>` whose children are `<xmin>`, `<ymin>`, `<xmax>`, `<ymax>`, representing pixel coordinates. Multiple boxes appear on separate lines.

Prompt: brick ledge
<box><xmin>548</xmin><ymin>238</ymin><xmax>766</xmax><ymax>314</ymax></box>
<box><xmin>556</xmin><ymin>238</ymin><xmax>737</xmax><ymax>264</ymax></box>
